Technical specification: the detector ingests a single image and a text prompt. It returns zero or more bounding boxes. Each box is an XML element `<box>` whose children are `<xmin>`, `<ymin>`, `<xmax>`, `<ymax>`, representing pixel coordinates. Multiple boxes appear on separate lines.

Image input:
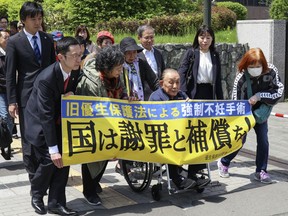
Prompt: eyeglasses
<box><xmin>0</xmin><ymin>21</ymin><xmax>8</xmax><ymax>24</ymax></box>
<box><xmin>65</xmin><ymin>53</ymin><xmax>82</xmax><ymax>59</ymax></box>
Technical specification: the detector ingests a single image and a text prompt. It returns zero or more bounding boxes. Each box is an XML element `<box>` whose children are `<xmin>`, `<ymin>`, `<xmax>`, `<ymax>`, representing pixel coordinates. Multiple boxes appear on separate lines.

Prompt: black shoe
<box><xmin>48</xmin><ymin>204</ymin><xmax>78</xmax><ymax>216</ymax></box>
<box><xmin>31</xmin><ymin>197</ymin><xmax>46</xmax><ymax>215</ymax></box>
<box><xmin>95</xmin><ymin>182</ymin><xmax>103</xmax><ymax>193</ymax></box>
<box><xmin>84</xmin><ymin>193</ymin><xmax>102</xmax><ymax>206</ymax></box>
<box><xmin>1</xmin><ymin>148</ymin><xmax>11</xmax><ymax>160</ymax></box>
<box><xmin>174</xmin><ymin>177</ymin><xmax>196</xmax><ymax>190</ymax></box>
<box><xmin>195</xmin><ymin>178</ymin><xmax>211</xmax><ymax>188</ymax></box>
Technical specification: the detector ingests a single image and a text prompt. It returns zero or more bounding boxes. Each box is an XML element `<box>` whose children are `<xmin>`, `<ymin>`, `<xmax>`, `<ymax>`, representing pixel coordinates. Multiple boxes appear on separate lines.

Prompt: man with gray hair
<box><xmin>137</xmin><ymin>24</ymin><xmax>165</xmax><ymax>79</ymax></box>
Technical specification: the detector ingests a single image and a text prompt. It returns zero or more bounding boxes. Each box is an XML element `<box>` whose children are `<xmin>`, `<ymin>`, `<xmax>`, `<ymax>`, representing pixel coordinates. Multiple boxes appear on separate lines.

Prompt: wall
<box><xmin>246</xmin><ymin>6</ymin><xmax>270</xmax><ymax>20</ymax></box>
<box><xmin>237</xmin><ymin>20</ymin><xmax>287</xmax><ymax>98</ymax></box>
<box><xmin>154</xmin><ymin>43</ymin><xmax>248</xmax><ymax>99</ymax></box>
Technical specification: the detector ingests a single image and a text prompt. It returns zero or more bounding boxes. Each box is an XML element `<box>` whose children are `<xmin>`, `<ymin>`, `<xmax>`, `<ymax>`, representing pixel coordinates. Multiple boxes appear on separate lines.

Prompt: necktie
<box><xmin>32</xmin><ymin>35</ymin><xmax>41</xmax><ymax>64</ymax></box>
<box><xmin>64</xmin><ymin>76</ymin><xmax>70</xmax><ymax>92</ymax></box>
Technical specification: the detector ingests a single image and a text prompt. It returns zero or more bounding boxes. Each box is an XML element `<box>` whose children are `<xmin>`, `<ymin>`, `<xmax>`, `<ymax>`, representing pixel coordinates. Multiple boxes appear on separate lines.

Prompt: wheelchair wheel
<box><xmin>151</xmin><ymin>184</ymin><xmax>161</xmax><ymax>201</ymax></box>
<box><xmin>121</xmin><ymin>160</ymin><xmax>153</xmax><ymax>192</ymax></box>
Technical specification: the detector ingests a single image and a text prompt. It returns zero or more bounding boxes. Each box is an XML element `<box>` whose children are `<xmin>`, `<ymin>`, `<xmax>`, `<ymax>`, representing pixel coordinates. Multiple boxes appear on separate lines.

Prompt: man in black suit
<box><xmin>24</xmin><ymin>37</ymin><xmax>80</xmax><ymax>215</ymax></box>
<box><xmin>5</xmin><ymin>1</ymin><xmax>56</xmax><ymax>181</ymax></box>
<box><xmin>137</xmin><ymin>24</ymin><xmax>166</xmax><ymax>79</ymax></box>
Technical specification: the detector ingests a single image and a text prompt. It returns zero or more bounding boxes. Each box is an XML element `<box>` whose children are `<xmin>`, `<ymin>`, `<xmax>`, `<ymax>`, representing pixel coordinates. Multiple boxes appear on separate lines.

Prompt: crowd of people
<box><xmin>0</xmin><ymin>1</ymin><xmax>284</xmax><ymax>215</ymax></box>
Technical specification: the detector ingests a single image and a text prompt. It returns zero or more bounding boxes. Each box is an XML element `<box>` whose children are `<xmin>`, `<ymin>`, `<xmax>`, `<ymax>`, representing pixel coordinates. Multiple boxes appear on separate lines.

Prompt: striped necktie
<box><xmin>32</xmin><ymin>35</ymin><xmax>41</xmax><ymax>64</ymax></box>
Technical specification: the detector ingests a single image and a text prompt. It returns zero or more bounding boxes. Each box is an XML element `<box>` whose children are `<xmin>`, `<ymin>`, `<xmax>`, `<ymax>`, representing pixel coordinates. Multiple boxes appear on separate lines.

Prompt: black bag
<box><xmin>185</xmin><ymin>49</ymin><xmax>195</xmax><ymax>87</ymax></box>
<box><xmin>0</xmin><ymin>117</ymin><xmax>12</xmax><ymax>149</ymax></box>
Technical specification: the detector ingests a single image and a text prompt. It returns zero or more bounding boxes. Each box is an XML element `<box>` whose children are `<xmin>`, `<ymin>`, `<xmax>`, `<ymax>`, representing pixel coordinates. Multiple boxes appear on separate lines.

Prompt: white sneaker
<box><xmin>217</xmin><ymin>160</ymin><xmax>230</xmax><ymax>178</ymax></box>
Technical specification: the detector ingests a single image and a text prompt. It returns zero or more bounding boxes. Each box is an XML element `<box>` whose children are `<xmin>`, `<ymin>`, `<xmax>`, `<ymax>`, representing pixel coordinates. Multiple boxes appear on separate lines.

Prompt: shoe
<box><xmin>48</xmin><ymin>204</ymin><xmax>78</xmax><ymax>215</ymax></box>
<box><xmin>217</xmin><ymin>160</ymin><xmax>230</xmax><ymax>178</ymax></box>
<box><xmin>195</xmin><ymin>178</ymin><xmax>211</xmax><ymax>188</ymax></box>
<box><xmin>31</xmin><ymin>197</ymin><xmax>46</xmax><ymax>215</ymax></box>
<box><xmin>84</xmin><ymin>194</ymin><xmax>102</xmax><ymax>206</ymax></box>
<box><xmin>95</xmin><ymin>182</ymin><xmax>103</xmax><ymax>193</ymax></box>
<box><xmin>115</xmin><ymin>164</ymin><xmax>123</xmax><ymax>175</ymax></box>
<box><xmin>254</xmin><ymin>170</ymin><xmax>272</xmax><ymax>184</ymax></box>
<box><xmin>174</xmin><ymin>177</ymin><xmax>196</xmax><ymax>190</ymax></box>
<box><xmin>1</xmin><ymin>148</ymin><xmax>11</xmax><ymax>160</ymax></box>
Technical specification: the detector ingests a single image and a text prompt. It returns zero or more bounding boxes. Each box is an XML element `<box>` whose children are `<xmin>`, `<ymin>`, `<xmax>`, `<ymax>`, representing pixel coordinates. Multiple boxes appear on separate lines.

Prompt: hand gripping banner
<box><xmin>61</xmin><ymin>95</ymin><xmax>255</xmax><ymax>166</ymax></box>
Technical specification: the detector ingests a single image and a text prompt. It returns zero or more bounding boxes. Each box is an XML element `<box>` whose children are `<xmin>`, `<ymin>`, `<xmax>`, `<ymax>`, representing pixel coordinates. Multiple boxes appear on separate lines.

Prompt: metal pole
<box><xmin>204</xmin><ymin>0</ymin><xmax>212</xmax><ymax>27</ymax></box>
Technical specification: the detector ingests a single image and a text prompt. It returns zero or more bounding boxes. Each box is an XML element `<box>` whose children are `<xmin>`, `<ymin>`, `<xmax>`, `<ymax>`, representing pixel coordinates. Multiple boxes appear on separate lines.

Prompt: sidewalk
<box><xmin>1</xmin><ymin>102</ymin><xmax>288</xmax><ymax>216</ymax></box>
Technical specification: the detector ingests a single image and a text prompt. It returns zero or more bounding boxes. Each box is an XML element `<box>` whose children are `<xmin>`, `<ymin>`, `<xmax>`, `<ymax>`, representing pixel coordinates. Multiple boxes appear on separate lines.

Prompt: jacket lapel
<box><xmin>54</xmin><ymin>62</ymin><xmax>64</xmax><ymax>94</ymax></box>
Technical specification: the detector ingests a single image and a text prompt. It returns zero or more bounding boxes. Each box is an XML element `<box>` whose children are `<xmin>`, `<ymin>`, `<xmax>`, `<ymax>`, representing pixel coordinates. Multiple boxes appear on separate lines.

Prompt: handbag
<box><xmin>0</xmin><ymin>117</ymin><xmax>12</xmax><ymax>149</ymax></box>
<box><xmin>245</xmin><ymin>72</ymin><xmax>272</xmax><ymax>124</ymax></box>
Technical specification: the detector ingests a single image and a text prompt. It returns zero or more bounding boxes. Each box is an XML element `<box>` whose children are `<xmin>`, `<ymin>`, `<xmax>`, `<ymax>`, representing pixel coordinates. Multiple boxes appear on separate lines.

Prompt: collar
<box><xmin>23</xmin><ymin>28</ymin><xmax>40</xmax><ymax>41</ymax></box>
<box><xmin>59</xmin><ymin>63</ymin><xmax>71</xmax><ymax>81</ymax></box>
<box><xmin>123</xmin><ymin>58</ymin><xmax>139</xmax><ymax>69</ymax></box>
<box><xmin>142</xmin><ymin>46</ymin><xmax>154</xmax><ymax>54</ymax></box>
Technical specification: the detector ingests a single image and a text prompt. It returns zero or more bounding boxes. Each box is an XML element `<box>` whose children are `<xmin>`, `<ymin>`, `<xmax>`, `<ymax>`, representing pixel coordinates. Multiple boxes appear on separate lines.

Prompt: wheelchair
<box><xmin>120</xmin><ymin>160</ymin><xmax>211</xmax><ymax>201</ymax></box>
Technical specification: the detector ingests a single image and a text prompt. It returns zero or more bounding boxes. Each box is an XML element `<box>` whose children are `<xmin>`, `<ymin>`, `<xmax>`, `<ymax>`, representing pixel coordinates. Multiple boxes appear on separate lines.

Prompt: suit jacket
<box><xmin>138</xmin><ymin>47</ymin><xmax>165</xmax><ymax>79</ymax></box>
<box><xmin>5</xmin><ymin>30</ymin><xmax>56</xmax><ymax>108</ymax></box>
<box><xmin>178</xmin><ymin>48</ymin><xmax>223</xmax><ymax>100</ymax></box>
<box><xmin>24</xmin><ymin>62</ymin><xmax>79</xmax><ymax>148</ymax></box>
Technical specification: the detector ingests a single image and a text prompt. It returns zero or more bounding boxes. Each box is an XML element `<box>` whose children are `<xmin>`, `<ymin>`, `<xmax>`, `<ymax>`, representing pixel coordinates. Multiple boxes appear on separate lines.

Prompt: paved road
<box><xmin>0</xmin><ymin>102</ymin><xmax>288</xmax><ymax>216</ymax></box>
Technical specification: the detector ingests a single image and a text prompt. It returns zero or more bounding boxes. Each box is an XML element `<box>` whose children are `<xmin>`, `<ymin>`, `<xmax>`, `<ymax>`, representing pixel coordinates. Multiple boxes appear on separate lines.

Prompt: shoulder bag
<box><xmin>245</xmin><ymin>72</ymin><xmax>272</xmax><ymax>124</ymax></box>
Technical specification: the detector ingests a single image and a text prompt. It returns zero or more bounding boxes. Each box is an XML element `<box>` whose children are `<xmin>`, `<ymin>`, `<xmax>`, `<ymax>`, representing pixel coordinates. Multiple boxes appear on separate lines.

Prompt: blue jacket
<box><xmin>149</xmin><ymin>88</ymin><xmax>188</xmax><ymax>101</ymax></box>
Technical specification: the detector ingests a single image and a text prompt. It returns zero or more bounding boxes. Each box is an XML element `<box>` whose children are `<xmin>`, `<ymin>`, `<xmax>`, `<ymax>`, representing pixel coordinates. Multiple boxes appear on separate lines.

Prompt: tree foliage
<box><xmin>0</xmin><ymin>0</ymin><xmax>24</xmax><ymax>21</ymax></box>
<box><xmin>270</xmin><ymin>0</ymin><xmax>288</xmax><ymax>20</ymax></box>
<box><xmin>69</xmin><ymin>0</ymin><xmax>190</xmax><ymax>29</ymax></box>
<box><xmin>42</xmin><ymin>0</ymin><xmax>72</xmax><ymax>32</ymax></box>
<box><xmin>216</xmin><ymin>1</ymin><xmax>247</xmax><ymax>20</ymax></box>
<box><xmin>2</xmin><ymin>0</ymin><xmax>239</xmax><ymax>34</ymax></box>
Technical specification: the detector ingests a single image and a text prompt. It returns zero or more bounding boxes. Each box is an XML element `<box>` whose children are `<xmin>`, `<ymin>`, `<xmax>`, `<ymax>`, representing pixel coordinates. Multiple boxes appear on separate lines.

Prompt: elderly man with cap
<box><xmin>114</xmin><ymin>37</ymin><xmax>160</xmax><ymax>177</ymax></box>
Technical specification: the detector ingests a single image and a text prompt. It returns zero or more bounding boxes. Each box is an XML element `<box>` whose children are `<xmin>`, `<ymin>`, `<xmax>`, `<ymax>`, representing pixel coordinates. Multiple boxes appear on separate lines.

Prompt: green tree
<box><xmin>5</xmin><ymin>0</ymin><xmax>25</xmax><ymax>21</ymax></box>
<box><xmin>270</xmin><ymin>0</ymin><xmax>288</xmax><ymax>19</ymax></box>
<box><xmin>0</xmin><ymin>0</ymin><xmax>9</xmax><ymax>18</ymax></box>
<box><xmin>42</xmin><ymin>0</ymin><xmax>72</xmax><ymax>32</ymax></box>
<box><xmin>69</xmin><ymin>0</ymin><xmax>188</xmax><ymax>29</ymax></box>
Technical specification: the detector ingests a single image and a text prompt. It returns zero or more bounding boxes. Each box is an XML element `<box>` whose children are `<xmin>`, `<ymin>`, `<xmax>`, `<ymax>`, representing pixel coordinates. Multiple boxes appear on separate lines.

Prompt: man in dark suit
<box><xmin>137</xmin><ymin>24</ymin><xmax>166</xmax><ymax>79</ymax></box>
<box><xmin>24</xmin><ymin>36</ymin><xmax>80</xmax><ymax>215</ymax></box>
<box><xmin>5</xmin><ymin>1</ymin><xmax>56</xmax><ymax>181</ymax></box>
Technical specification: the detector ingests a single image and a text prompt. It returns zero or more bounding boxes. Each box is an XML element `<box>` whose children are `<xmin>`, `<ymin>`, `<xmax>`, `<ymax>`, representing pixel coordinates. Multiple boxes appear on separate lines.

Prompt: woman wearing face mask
<box><xmin>217</xmin><ymin>48</ymin><xmax>284</xmax><ymax>184</ymax></box>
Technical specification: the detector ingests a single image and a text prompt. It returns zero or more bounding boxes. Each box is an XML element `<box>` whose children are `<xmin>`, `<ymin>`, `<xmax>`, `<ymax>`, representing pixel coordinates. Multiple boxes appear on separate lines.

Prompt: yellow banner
<box><xmin>61</xmin><ymin>95</ymin><xmax>255</xmax><ymax>166</ymax></box>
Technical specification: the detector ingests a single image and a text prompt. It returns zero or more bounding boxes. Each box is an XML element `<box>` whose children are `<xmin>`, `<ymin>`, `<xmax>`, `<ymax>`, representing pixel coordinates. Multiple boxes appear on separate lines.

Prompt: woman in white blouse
<box><xmin>178</xmin><ymin>25</ymin><xmax>223</xmax><ymax>100</ymax></box>
<box><xmin>178</xmin><ymin>25</ymin><xmax>223</xmax><ymax>188</ymax></box>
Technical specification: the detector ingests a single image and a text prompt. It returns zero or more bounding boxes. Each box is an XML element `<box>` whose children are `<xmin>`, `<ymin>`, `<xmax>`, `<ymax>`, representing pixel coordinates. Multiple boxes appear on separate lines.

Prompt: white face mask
<box><xmin>247</xmin><ymin>67</ymin><xmax>262</xmax><ymax>77</ymax></box>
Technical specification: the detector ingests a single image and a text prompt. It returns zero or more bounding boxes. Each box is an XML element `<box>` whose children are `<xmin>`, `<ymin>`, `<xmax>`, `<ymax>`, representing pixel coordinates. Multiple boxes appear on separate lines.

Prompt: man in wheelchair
<box><xmin>149</xmin><ymin>68</ymin><xmax>211</xmax><ymax>190</ymax></box>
